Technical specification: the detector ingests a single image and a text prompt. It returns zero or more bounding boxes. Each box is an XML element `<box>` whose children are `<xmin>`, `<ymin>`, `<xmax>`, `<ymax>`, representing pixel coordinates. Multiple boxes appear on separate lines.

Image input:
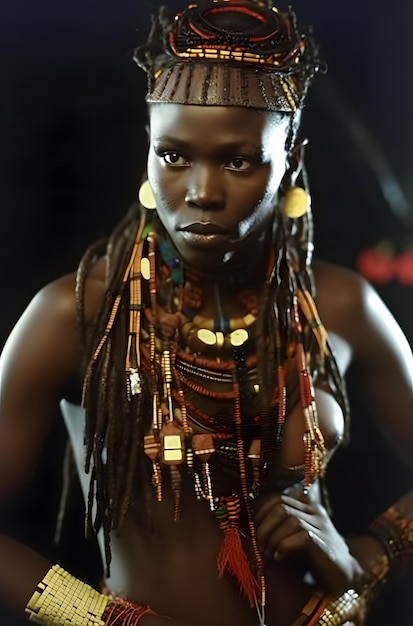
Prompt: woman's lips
<box><xmin>179</xmin><ymin>222</ymin><xmax>233</xmax><ymax>249</ymax></box>
<box><xmin>180</xmin><ymin>221</ymin><xmax>231</xmax><ymax>236</ymax></box>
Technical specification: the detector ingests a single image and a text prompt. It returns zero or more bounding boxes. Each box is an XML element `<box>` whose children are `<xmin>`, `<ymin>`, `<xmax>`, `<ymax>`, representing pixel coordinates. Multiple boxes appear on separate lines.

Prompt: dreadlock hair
<box><xmin>75</xmin><ymin>1</ymin><xmax>349</xmax><ymax>579</ymax></box>
<box><xmin>77</xmin><ymin>204</ymin><xmax>174</xmax><ymax>574</ymax></box>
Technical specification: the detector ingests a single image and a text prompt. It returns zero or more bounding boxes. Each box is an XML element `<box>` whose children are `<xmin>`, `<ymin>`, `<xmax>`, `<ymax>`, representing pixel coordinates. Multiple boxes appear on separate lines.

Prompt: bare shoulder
<box><xmin>312</xmin><ymin>260</ymin><xmax>413</xmax><ymax>446</ymax></box>
<box><xmin>15</xmin><ymin>264</ymin><xmax>104</xmax><ymax>338</ymax></box>
<box><xmin>0</xmin><ymin>261</ymin><xmax>107</xmax><ymax>501</ymax></box>
<box><xmin>313</xmin><ymin>261</ymin><xmax>371</xmax><ymax>327</ymax></box>
<box><xmin>1</xmin><ymin>259</ymin><xmax>107</xmax><ymax>397</ymax></box>
<box><xmin>312</xmin><ymin>258</ymin><xmax>412</xmax><ymax>365</ymax></box>
<box><xmin>1</xmin><ymin>273</ymin><xmax>79</xmax><ymax>394</ymax></box>
<box><xmin>312</xmin><ymin>259</ymin><xmax>367</xmax><ymax>318</ymax></box>
<box><xmin>32</xmin><ymin>257</ymin><xmax>106</xmax><ymax>328</ymax></box>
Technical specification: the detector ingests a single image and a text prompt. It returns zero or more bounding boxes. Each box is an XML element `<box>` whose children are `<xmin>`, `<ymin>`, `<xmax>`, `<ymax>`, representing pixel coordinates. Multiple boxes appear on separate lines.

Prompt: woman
<box><xmin>0</xmin><ymin>1</ymin><xmax>413</xmax><ymax>625</ymax></box>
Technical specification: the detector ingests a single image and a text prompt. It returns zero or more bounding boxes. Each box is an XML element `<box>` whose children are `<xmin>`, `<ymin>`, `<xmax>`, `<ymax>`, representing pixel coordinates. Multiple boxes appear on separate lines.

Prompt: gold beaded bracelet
<box><xmin>370</xmin><ymin>506</ymin><xmax>413</xmax><ymax>564</ymax></box>
<box><xmin>25</xmin><ymin>564</ymin><xmax>161</xmax><ymax>626</ymax></box>
<box><xmin>25</xmin><ymin>564</ymin><xmax>110</xmax><ymax>626</ymax></box>
<box><xmin>292</xmin><ymin>549</ymin><xmax>390</xmax><ymax>626</ymax></box>
<box><xmin>315</xmin><ymin>589</ymin><xmax>366</xmax><ymax>626</ymax></box>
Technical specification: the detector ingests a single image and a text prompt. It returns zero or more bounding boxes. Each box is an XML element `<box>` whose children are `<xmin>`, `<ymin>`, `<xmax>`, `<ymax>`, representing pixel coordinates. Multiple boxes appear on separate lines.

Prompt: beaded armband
<box><xmin>25</xmin><ymin>564</ymin><xmax>159</xmax><ymax>626</ymax></box>
<box><xmin>369</xmin><ymin>506</ymin><xmax>413</xmax><ymax>564</ymax></box>
<box><xmin>25</xmin><ymin>565</ymin><xmax>109</xmax><ymax>626</ymax></box>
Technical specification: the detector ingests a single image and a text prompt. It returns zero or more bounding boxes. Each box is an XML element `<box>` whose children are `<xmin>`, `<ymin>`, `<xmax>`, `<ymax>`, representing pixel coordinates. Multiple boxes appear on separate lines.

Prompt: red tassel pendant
<box><xmin>216</xmin><ymin>496</ymin><xmax>260</xmax><ymax>608</ymax></box>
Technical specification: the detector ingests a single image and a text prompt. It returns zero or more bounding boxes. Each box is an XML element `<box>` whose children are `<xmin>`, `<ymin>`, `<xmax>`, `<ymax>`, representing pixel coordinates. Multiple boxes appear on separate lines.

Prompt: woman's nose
<box><xmin>184</xmin><ymin>164</ymin><xmax>225</xmax><ymax>210</ymax></box>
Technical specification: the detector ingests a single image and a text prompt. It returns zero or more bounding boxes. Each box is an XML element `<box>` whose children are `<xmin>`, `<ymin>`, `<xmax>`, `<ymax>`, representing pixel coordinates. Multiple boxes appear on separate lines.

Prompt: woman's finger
<box><xmin>254</xmin><ymin>492</ymin><xmax>313</xmax><ymax>525</ymax></box>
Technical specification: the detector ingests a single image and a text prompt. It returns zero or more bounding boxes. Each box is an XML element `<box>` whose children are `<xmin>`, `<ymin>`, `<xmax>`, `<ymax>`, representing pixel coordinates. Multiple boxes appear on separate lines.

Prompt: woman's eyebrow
<box><xmin>153</xmin><ymin>136</ymin><xmax>263</xmax><ymax>152</ymax></box>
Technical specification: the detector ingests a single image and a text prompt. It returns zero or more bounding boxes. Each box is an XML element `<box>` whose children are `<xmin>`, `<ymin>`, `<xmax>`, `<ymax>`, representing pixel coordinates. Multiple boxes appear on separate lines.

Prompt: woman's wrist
<box><xmin>345</xmin><ymin>533</ymin><xmax>390</xmax><ymax>592</ymax></box>
<box><xmin>345</xmin><ymin>492</ymin><xmax>413</xmax><ymax>593</ymax></box>
<box><xmin>369</xmin><ymin>505</ymin><xmax>413</xmax><ymax>565</ymax></box>
<box><xmin>103</xmin><ymin>595</ymin><xmax>161</xmax><ymax>625</ymax></box>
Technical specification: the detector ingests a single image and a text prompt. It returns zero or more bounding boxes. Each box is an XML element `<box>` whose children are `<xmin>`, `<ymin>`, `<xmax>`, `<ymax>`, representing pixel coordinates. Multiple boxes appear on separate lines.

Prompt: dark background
<box><xmin>1</xmin><ymin>0</ymin><xmax>413</xmax><ymax>624</ymax></box>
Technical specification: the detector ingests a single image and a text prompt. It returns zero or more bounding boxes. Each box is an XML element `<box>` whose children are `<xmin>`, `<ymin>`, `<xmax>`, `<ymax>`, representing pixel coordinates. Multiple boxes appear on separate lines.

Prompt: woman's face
<box><xmin>147</xmin><ymin>103</ymin><xmax>290</xmax><ymax>272</ymax></box>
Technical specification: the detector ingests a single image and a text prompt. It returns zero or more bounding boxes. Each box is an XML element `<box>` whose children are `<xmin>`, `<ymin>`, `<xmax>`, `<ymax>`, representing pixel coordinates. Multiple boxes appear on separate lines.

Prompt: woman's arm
<box><xmin>0</xmin><ymin>276</ymin><xmax>81</xmax><ymax>502</ymax></box>
<box><xmin>0</xmin><ymin>274</ymin><xmax>194</xmax><ymax>626</ymax></box>
<box><xmin>254</xmin><ymin>262</ymin><xmax>413</xmax><ymax>598</ymax></box>
<box><xmin>314</xmin><ymin>260</ymin><xmax>413</xmax><ymax>459</ymax></box>
<box><xmin>0</xmin><ymin>275</ymin><xmax>81</xmax><ymax>614</ymax></box>
<box><xmin>0</xmin><ymin>535</ymin><xmax>52</xmax><ymax>613</ymax></box>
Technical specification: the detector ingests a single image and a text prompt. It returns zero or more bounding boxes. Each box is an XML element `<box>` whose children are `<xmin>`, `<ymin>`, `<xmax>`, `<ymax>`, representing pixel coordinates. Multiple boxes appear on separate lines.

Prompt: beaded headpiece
<box><xmin>134</xmin><ymin>0</ymin><xmax>320</xmax><ymax>112</ymax></box>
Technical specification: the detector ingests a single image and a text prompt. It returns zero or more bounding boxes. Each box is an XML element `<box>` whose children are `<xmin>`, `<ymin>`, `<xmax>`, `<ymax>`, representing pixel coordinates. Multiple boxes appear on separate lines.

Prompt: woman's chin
<box><xmin>182</xmin><ymin>252</ymin><xmax>234</xmax><ymax>275</ymax></box>
<box><xmin>176</xmin><ymin>241</ymin><xmax>236</xmax><ymax>274</ymax></box>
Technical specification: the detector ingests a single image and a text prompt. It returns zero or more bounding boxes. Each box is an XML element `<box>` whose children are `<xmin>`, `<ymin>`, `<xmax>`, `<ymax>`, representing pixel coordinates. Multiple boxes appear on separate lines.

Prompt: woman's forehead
<box><xmin>148</xmin><ymin>104</ymin><xmax>290</xmax><ymax>161</ymax></box>
<box><xmin>148</xmin><ymin>103</ymin><xmax>289</xmax><ymax>137</ymax></box>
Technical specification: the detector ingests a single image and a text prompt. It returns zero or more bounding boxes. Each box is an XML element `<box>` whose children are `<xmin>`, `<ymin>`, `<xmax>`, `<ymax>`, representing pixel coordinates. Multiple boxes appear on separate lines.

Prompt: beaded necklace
<box><xmin>86</xmin><ymin>217</ymin><xmax>329</xmax><ymax>626</ymax></box>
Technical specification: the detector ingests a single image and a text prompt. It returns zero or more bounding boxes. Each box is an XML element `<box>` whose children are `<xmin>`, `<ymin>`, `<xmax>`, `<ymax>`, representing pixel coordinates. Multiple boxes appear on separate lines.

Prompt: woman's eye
<box><xmin>225</xmin><ymin>157</ymin><xmax>252</xmax><ymax>171</ymax></box>
<box><xmin>163</xmin><ymin>153</ymin><xmax>189</xmax><ymax>166</ymax></box>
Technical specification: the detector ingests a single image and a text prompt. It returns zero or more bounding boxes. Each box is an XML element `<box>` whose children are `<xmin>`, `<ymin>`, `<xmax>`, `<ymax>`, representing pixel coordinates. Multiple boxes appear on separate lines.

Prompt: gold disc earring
<box><xmin>281</xmin><ymin>186</ymin><xmax>308</xmax><ymax>219</ymax></box>
<box><xmin>139</xmin><ymin>179</ymin><xmax>156</xmax><ymax>210</ymax></box>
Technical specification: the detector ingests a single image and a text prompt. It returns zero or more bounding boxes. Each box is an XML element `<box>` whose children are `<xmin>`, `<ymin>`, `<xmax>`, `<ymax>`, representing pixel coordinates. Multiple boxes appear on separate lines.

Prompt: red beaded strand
<box><xmin>103</xmin><ymin>597</ymin><xmax>159</xmax><ymax>625</ymax></box>
<box><xmin>232</xmin><ymin>371</ymin><xmax>265</xmax><ymax>612</ymax></box>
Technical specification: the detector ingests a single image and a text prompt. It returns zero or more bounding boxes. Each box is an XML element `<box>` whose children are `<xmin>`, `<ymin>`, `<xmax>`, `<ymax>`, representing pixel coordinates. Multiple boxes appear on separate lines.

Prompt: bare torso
<box><xmin>59</xmin><ymin>258</ymin><xmax>353</xmax><ymax>626</ymax></box>
<box><xmin>62</xmin><ymin>399</ymin><xmax>325</xmax><ymax>626</ymax></box>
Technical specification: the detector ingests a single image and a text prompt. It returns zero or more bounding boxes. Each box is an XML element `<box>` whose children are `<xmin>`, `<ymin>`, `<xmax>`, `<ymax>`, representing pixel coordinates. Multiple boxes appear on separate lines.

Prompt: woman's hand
<box><xmin>254</xmin><ymin>490</ymin><xmax>365</xmax><ymax>594</ymax></box>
